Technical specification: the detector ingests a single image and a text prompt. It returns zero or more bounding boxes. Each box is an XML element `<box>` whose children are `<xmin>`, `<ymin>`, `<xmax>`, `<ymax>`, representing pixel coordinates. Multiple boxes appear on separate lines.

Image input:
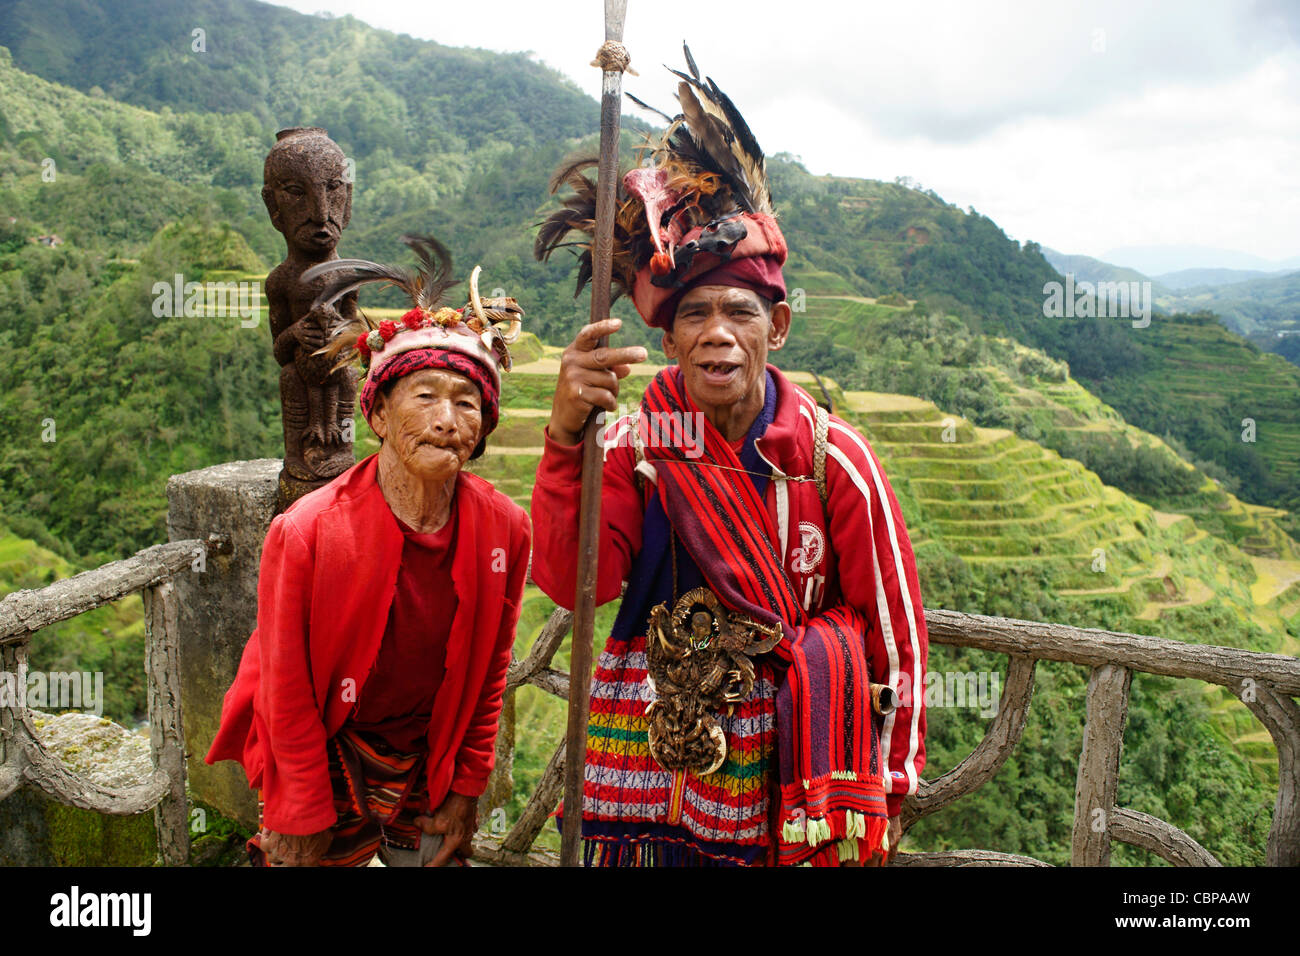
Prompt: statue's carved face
<box><xmin>370</xmin><ymin>368</ymin><xmax>483</xmax><ymax>483</ymax></box>
<box><xmin>262</xmin><ymin>140</ymin><xmax>352</xmax><ymax>257</ymax></box>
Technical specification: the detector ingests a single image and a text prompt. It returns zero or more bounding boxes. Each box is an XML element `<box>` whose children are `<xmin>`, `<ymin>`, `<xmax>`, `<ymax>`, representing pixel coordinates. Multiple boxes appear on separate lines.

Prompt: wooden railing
<box><xmin>3</xmin><ymin>545</ymin><xmax>1296</xmax><ymax>867</ymax></box>
<box><xmin>474</xmin><ymin>606</ymin><xmax>1300</xmax><ymax>867</ymax></box>
<box><xmin>0</xmin><ymin>539</ymin><xmax>205</xmax><ymax>866</ymax></box>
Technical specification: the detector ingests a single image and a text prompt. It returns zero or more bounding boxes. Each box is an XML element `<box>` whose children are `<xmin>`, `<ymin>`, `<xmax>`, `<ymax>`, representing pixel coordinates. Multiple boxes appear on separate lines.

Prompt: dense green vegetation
<box><xmin>1044</xmin><ymin>244</ymin><xmax>1300</xmax><ymax>362</ymax></box>
<box><xmin>778</xmin><ymin>297</ymin><xmax>1300</xmax><ymax>528</ymax></box>
<box><xmin>1160</xmin><ymin>270</ymin><xmax>1300</xmax><ymax>339</ymax></box>
<box><xmin>0</xmin><ymin>0</ymin><xmax>1295</xmax><ymax>867</ymax></box>
<box><xmin>1076</xmin><ymin>313</ymin><xmax>1300</xmax><ymax>513</ymax></box>
<box><xmin>0</xmin><ymin>215</ymin><xmax>281</xmax><ymax>560</ymax></box>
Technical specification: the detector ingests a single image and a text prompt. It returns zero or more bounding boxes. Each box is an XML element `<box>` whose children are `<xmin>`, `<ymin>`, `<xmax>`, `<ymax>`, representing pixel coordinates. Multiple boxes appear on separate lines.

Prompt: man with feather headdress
<box><xmin>532</xmin><ymin>47</ymin><xmax>929</xmax><ymax>866</ymax></box>
<box><xmin>207</xmin><ymin>236</ymin><xmax>530</xmax><ymax>866</ymax></box>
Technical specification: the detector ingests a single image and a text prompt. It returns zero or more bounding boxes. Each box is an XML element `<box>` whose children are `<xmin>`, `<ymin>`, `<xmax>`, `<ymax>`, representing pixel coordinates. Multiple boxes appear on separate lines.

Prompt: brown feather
<box><xmin>536</xmin><ymin>45</ymin><xmax>774</xmax><ymax>293</ymax></box>
<box><xmin>304</xmin><ymin>234</ymin><xmax>459</xmax><ymax>369</ymax></box>
<box><xmin>675</xmin><ymin>83</ymin><xmax>753</xmax><ymax>213</ymax></box>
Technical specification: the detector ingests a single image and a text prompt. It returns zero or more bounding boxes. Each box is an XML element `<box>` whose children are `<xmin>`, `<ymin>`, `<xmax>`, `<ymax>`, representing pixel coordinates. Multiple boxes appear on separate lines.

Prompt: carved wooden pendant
<box><xmin>644</xmin><ymin>587</ymin><xmax>782</xmax><ymax>777</ymax></box>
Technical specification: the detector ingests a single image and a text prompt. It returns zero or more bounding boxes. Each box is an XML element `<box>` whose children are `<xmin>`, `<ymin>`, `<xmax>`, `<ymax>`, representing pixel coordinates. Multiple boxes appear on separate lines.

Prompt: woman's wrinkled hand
<box><xmin>415</xmin><ymin>793</ymin><xmax>478</xmax><ymax>866</ymax></box>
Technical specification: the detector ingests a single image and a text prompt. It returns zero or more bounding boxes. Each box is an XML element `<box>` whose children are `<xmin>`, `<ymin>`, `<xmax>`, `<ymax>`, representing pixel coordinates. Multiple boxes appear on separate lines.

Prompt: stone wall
<box><xmin>167</xmin><ymin>459</ymin><xmax>281</xmax><ymax>830</ymax></box>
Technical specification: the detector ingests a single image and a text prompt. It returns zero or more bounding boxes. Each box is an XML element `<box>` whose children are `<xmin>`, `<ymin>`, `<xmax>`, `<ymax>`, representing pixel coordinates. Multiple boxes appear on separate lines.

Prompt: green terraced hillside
<box><xmin>836</xmin><ymin>389</ymin><xmax>1291</xmax><ymax>645</ymax></box>
<box><xmin>835</xmin><ymin>387</ymin><xmax>1297</xmax><ymax>778</ymax></box>
<box><xmin>980</xmin><ymin>361</ymin><xmax>1300</xmax><ymax>562</ymax></box>
<box><xmin>1114</xmin><ymin>315</ymin><xmax>1300</xmax><ymax>483</ymax></box>
<box><xmin>793</xmin><ymin>294</ymin><xmax>1299</xmax><ymax>555</ymax></box>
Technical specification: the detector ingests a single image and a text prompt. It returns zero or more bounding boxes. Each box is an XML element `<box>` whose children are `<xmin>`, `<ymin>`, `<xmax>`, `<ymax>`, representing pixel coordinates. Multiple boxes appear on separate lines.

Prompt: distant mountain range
<box><xmin>1038</xmin><ymin>248</ymin><xmax>1163</xmax><ymax>292</ymax></box>
<box><xmin>1099</xmin><ymin>244</ymin><xmax>1300</xmax><ymax>276</ymax></box>
<box><xmin>1155</xmin><ymin>267</ymin><xmax>1284</xmax><ymax>291</ymax></box>
<box><xmin>1042</xmin><ymin>247</ymin><xmax>1300</xmax><ymax>356</ymax></box>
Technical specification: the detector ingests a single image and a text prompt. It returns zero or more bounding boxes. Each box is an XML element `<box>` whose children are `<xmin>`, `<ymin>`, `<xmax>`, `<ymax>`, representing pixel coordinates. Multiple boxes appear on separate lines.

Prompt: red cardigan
<box><xmin>205</xmin><ymin>454</ymin><xmax>531</xmax><ymax>835</ymax></box>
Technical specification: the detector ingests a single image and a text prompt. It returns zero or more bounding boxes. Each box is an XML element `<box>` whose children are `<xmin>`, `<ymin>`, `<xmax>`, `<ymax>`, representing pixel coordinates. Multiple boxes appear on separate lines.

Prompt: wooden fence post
<box><xmin>1072</xmin><ymin>663</ymin><xmax>1132</xmax><ymax>866</ymax></box>
<box><xmin>144</xmin><ymin>580</ymin><xmax>189</xmax><ymax>865</ymax></box>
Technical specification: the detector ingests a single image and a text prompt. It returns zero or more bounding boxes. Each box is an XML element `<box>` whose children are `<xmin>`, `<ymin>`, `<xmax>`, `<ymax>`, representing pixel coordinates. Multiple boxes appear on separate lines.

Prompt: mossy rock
<box><xmin>0</xmin><ymin>710</ymin><xmax>159</xmax><ymax>865</ymax></box>
<box><xmin>0</xmin><ymin>789</ymin><xmax>157</xmax><ymax>866</ymax></box>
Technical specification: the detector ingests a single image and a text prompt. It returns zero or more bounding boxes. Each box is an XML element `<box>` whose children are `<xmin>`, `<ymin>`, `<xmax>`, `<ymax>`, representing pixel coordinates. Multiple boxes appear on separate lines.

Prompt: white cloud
<box><xmin>270</xmin><ymin>0</ymin><xmax>1299</xmax><ymax>265</ymax></box>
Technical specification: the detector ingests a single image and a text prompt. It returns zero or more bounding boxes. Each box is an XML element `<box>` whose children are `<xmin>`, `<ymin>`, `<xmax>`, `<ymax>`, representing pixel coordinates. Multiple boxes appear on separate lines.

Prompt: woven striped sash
<box><xmin>640</xmin><ymin>368</ymin><xmax>889</xmax><ymax>866</ymax></box>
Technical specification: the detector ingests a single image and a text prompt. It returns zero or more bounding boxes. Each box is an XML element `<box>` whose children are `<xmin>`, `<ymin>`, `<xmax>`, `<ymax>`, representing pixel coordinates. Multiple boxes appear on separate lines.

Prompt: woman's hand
<box><xmin>415</xmin><ymin>793</ymin><xmax>478</xmax><ymax>866</ymax></box>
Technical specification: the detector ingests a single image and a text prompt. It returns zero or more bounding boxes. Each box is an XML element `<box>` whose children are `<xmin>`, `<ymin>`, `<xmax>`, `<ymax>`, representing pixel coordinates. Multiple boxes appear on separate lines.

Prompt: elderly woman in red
<box><xmin>206</xmin><ymin>236</ymin><xmax>530</xmax><ymax>867</ymax></box>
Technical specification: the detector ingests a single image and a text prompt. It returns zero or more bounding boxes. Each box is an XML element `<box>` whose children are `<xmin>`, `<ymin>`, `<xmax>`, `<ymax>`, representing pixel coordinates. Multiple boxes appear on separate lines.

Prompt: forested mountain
<box><xmin>1159</xmin><ymin>270</ymin><xmax>1300</xmax><ymax>339</ymax></box>
<box><xmin>1042</xmin><ymin>248</ymin><xmax>1300</xmax><ymax>363</ymax></box>
<box><xmin>0</xmin><ymin>0</ymin><xmax>1296</xmax><ymax>867</ymax></box>
<box><xmin>0</xmin><ymin>0</ymin><xmax>601</xmax><ymax>146</ymax></box>
<box><xmin>4</xmin><ymin>0</ymin><xmax>1296</xmax><ymax>517</ymax></box>
<box><xmin>1041</xmin><ymin>247</ymin><xmax>1164</xmax><ymax>294</ymax></box>
<box><xmin>1156</xmin><ymin>267</ymin><xmax>1276</xmax><ymax>290</ymax></box>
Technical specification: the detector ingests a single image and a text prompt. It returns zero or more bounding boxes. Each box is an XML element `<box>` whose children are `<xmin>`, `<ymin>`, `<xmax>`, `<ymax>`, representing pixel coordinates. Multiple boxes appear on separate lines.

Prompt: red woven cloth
<box><xmin>640</xmin><ymin>368</ymin><xmax>889</xmax><ymax>865</ymax></box>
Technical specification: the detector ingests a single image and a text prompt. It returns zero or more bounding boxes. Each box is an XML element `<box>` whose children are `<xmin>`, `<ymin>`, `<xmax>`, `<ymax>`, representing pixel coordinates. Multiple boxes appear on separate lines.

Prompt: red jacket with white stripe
<box><xmin>531</xmin><ymin>364</ymin><xmax>928</xmax><ymax>816</ymax></box>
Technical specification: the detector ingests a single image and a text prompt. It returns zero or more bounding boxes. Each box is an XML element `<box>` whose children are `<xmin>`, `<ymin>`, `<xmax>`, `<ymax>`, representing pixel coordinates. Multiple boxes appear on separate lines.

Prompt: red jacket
<box><xmin>531</xmin><ymin>365</ymin><xmax>927</xmax><ymax>816</ymax></box>
<box><xmin>205</xmin><ymin>454</ymin><xmax>531</xmax><ymax>835</ymax></box>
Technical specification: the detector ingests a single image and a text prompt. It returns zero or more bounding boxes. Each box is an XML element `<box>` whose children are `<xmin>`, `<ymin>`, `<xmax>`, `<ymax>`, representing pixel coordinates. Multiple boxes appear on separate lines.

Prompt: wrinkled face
<box><xmin>662</xmin><ymin>285</ymin><xmax>791</xmax><ymax>411</ymax></box>
<box><xmin>370</xmin><ymin>368</ymin><xmax>482</xmax><ymax>482</ymax></box>
<box><xmin>263</xmin><ymin>153</ymin><xmax>352</xmax><ymax>256</ymax></box>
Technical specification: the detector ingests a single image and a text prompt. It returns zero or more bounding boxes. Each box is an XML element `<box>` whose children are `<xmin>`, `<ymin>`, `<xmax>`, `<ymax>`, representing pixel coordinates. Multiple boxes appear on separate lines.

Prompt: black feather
<box><xmin>547</xmin><ymin>154</ymin><xmax>599</xmax><ymax>196</ymax></box>
<box><xmin>705</xmin><ymin>77</ymin><xmax>765</xmax><ymax>173</ymax></box>
<box><xmin>574</xmin><ymin>256</ymin><xmax>593</xmax><ymax>298</ymax></box>
<box><xmin>683</xmin><ymin>42</ymin><xmax>700</xmax><ymax>83</ymax></box>
<box><xmin>398</xmin><ymin>233</ymin><xmax>456</xmax><ymax>311</ymax></box>
<box><xmin>535</xmin><ymin>153</ymin><xmax>601</xmax><ymax>268</ymax></box>
<box><xmin>625</xmin><ymin>91</ymin><xmax>675</xmax><ymax>124</ymax></box>
<box><xmin>666</xmin><ymin>65</ymin><xmax>707</xmax><ymax>94</ymax></box>
<box><xmin>305</xmin><ymin>258</ymin><xmax>411</xmax><ymax>310</ymax></box>
<box><xmin>304</xmin><ymin>234</ymin><xmax>457</xmax><ymax>313</ymax></box>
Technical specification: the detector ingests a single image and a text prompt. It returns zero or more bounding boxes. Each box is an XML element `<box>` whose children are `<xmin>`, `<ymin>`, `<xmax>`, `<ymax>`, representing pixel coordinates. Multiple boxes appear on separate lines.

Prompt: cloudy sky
<box><xmin>271</xmin><ymin>0</ymin><xmax>1299</xmax><ymax>273</ymax></box>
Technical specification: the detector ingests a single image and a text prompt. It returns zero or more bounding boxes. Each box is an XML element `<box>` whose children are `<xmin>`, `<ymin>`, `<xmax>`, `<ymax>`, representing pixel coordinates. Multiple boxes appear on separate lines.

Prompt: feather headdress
<box><xmin>306</xmin><ymin>234</ymin><xmax>523</xmax><ymax>375</ymax></box>
<box><xmin>301</xmin><ymin>233</ymin><xmax>524</xmax><ymax>434</ymax></box>
<box><xmin>535</xmin><ymin>43</ymin><xmax>787</xmax><ymax>329</ymax></box>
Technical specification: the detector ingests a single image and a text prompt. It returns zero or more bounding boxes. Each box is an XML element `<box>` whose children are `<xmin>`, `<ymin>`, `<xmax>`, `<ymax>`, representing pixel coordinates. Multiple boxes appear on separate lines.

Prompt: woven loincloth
<box><xmin>581</xmin><ymin>631</ymin><xmax>778</xmax><ymax>866</ymax></box>
<box><xmin>248</xmin><ymin>728</ymin><xmax>429</xmax><ymax>867</ymax></box>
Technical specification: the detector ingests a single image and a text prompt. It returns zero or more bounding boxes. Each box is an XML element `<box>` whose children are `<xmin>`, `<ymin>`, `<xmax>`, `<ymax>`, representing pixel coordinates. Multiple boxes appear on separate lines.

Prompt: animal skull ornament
<box><xmin>644</xmin><ymin>588</ymin><xmax>782</xmax><ymax>777</ymax></box>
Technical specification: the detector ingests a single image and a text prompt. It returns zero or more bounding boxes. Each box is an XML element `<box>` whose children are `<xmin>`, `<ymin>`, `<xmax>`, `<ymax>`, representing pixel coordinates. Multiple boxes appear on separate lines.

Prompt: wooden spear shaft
<box><xmin>561</xmin><ymin>0</ymin><xmax>629</xmax><ymax>868</ymax></box>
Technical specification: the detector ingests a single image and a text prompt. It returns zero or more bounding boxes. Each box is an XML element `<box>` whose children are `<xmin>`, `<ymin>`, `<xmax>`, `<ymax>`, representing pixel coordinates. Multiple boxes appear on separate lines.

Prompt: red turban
<box><xmin>630</xmin><ymin>211</ymin><xmax>788</xmax><ymax>329</ymax></box>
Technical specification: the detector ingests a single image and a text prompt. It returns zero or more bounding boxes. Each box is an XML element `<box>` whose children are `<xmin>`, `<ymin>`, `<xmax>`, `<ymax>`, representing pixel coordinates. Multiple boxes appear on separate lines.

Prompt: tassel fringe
<box><xmin>776</xmin><ymin>806</ymin><xmax>889</xmax><ymax>867</ymax></box>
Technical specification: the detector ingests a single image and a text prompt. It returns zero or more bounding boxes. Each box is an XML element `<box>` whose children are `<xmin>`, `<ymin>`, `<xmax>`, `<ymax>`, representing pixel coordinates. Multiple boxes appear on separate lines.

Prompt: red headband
<box><xmin>360</xmin><ymin>348</ymin><xmax>500</xmax><ymax>437</ymax></box>
<box><xmin>653</xmin><ymin>254</ymin><xmax>787</xmax><ymax>329</ymax></box>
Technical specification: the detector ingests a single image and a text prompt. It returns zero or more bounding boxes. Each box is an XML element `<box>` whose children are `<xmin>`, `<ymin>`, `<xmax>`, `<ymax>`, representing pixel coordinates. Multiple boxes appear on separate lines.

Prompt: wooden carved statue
<box><xmin>262</xmin><ymin>126</ymin><xmax>358</xmax><ymax>510</ymax></box>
